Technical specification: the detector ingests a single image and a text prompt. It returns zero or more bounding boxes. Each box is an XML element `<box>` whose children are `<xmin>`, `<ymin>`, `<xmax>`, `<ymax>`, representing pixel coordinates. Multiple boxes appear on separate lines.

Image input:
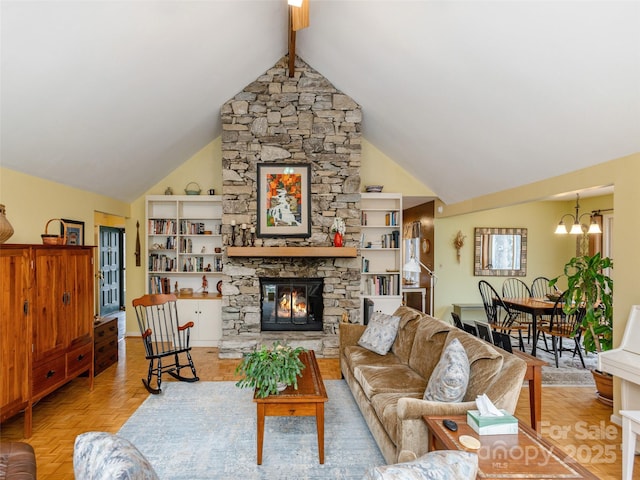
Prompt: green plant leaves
<box><xmin>551</xmin><ymin>252</ymin><xmax>613</xmax><ymax>353</ymax></box>
<box><xmin>234</xmin><ymin>342</ymin><xmax>306</xmax><ymax>398</ymax></box>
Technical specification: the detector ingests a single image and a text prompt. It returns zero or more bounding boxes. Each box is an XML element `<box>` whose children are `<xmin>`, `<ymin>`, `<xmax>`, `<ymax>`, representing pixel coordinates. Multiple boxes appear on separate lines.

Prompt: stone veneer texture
<box><xmin>219</xmin><ymin>56</ymin><xmax>363</xmax><ymax>358</ymax></box>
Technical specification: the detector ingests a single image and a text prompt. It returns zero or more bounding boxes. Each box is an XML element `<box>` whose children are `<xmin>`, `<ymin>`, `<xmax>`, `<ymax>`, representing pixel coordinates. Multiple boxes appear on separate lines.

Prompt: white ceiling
<box><xmin>2</xmin><ymin>1</ymin><xmax>639</xmax><ymax>204</ymax></box>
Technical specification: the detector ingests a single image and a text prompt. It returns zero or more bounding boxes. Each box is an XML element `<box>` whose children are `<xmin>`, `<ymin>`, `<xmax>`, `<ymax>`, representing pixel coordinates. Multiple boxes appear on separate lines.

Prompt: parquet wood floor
<box><xmin>0</xmin><ymin>338</ymin><xmax>635</xmax><ymax>479</ymax></box>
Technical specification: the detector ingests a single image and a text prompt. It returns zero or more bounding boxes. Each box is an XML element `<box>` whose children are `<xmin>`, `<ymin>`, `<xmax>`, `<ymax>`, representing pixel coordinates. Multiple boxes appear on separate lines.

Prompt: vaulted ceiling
<box><xmin>2</xmin><ymin>1</ymin><xmax>638</xmax><ymax>204</ymax></box>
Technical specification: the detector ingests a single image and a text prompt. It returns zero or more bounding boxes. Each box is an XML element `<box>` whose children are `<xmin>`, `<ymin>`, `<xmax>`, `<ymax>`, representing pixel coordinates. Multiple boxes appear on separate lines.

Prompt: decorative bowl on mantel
<box><xmin>365</xmin><ymin>185</ymin><xmax>383</xmax><ymax>193</ymax></box>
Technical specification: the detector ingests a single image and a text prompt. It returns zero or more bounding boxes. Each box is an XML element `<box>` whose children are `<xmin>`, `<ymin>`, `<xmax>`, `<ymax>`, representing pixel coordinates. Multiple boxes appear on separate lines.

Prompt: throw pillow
<box><xmin>73</xmin><ymin>431</ymin><xmax>159</xmax><ymax>480</ymax></box>
<box><xmin>358</xmin><ymin>311</ymin><xmax>401</xmax><ymax>355</ymax></box>
<box><xmin>423</xmin><ymin>338</ymin><xmax>470</xmax><ymax>402</ymax></box>
<box><xmin>362</xmin><ymin>450</ymin><xmax>478</xmax><ymax>480</ymax></box>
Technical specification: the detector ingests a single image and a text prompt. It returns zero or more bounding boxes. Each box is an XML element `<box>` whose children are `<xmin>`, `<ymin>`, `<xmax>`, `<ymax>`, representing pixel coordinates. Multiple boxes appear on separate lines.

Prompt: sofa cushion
<box><xmin>369</xmin><ymin>392</ymin><xmax>422</xmax><ymax>445</ymax></box>
<box><xmin>362</xmin><ymin>450</ymin><xmax>478</xmax><ymax>480</ymax></box>
<box><xmin>73</xmin><ymin>432</ymin><xmax>159</xmax><ymax>480</ymax></box>
<box><xmin>423</xmin><ymin>338</ymin><xmax>470</xmax><ymax>402</ymax></box>
<box><xmin>443</xmin><ymin>330</ymin><xmax>504</xmax><ymax>401</ymax></box>
<box><xmin>354</xmin><ymin>364</ymin><xmax>427</xmax><ymax>400</ymax></box>
<box><xmin>343</xmin><ymin>345</ymin><xmax>405</xmax><ymax>373</ymax></box>
<box><xmin>390</xmin><ymin>306</ymin><xmax>425</xmax><ymax>364</ymax></box>
<box><xmin>407</xmin><ymin>318</ymin><xmax>452</xmax><ymax>380</ymax></box>
<box><xmin>358</xmin><ymin>312</ymin><xmax>401</xmax><ymax>355</ymax></box>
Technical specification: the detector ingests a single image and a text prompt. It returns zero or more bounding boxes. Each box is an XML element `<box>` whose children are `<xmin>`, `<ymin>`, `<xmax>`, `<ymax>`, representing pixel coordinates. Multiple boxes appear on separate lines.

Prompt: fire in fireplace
<box><xmin>260</xmin><ymin>278</ymin><xmax>323</xmax><ymax>332</ymax></box>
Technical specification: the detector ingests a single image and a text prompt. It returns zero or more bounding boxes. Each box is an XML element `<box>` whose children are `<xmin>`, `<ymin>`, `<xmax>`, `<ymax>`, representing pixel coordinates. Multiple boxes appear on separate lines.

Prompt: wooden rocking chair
<box><xmin>132</xmin><ymin>293</ymin><xmax>199</xmax><ymax>394</ymax></box>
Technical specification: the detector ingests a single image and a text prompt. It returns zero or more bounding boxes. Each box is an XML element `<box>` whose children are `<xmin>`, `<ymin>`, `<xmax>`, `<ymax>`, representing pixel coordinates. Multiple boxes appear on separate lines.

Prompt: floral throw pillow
<box><xmin>423</xmin><ymin>338</ymin><xmax>470</xmax><ymax>402</ymax></box>
<box><xmin>73</xmin><ymin>431</ymin><xmax>159</xmax><ymax>480</ymax></box>
<box><xmin>362</xmin><ymin>450</ymin><xmax>478</xmax><ymax>480</ymax></box>
<box><xmin>358</xmin><ymin>312</ymin><xmax>401</xmax><ymax>355</ymax></box>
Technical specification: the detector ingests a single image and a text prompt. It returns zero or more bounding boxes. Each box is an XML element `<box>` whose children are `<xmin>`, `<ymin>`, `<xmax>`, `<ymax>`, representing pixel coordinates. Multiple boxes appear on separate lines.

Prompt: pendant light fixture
<box><xmin>554</xmin><ymin>193</ymin><xmax>602</xmax><ymax>235</ymax></box>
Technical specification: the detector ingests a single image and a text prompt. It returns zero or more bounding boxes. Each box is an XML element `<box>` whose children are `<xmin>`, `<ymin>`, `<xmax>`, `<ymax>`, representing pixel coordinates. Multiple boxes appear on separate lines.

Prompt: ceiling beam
<box><xmin>288</xmin><ymin>0</ymin><xmax>309</xmax><ymax>77</ymax></box>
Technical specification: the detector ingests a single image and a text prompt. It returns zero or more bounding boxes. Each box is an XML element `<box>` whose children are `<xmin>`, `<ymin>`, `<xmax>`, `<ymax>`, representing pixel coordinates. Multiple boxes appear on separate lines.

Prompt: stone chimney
<box><xmin>219</xmin><ymin>56</ymin><xmax>363</xmax><ymax>357</ymax></box>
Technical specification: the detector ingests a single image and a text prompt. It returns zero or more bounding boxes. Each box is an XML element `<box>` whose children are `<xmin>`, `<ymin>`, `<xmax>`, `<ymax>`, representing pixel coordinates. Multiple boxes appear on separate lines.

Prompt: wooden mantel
<box><xmin>227</xmin><ymin>246</ymin><xmax>357</xmax><ymax>258</ymax></box>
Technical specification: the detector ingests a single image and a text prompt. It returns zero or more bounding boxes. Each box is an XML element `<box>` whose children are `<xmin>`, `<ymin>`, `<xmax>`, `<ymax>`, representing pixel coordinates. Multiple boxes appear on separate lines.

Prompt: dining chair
<box><xmin>502</xmin><ymin>278</ymin><xmax>535</xmax><ymax>344</ymax></box>
<box><xmin>502</xmin><ymin>277</ymin><xmax>532</xmax><ymax>299</ymax></box>
<box><xmin>537</xmin><ymin>291</ymin><xmax>586</xmax><ymax>368</ymax></box>
<box><xmin>450</xmin><ymin>311</ymin><xmax>464</xmax><ymax>330</ymax></box>
<box><xmin>530</xmin><ymin>275</ymin><xmax>559</xmax><ymax>349</ymax></box>
<box><xmin>478</xmin><ymin>280</ymin><xmax>526</xmax><ymax>351</ymax></box>
<box><xmin>531</xmin><ymin>276</ymin><xmax>559</xmax><ymax>299</ymax></box>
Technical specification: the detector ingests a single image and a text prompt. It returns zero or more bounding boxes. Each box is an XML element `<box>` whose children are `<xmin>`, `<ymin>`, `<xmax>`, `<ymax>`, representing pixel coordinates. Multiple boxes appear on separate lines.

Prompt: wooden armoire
<box><xmin>0</xmin><ymin>244</ymin><xmax>94</xmax><ymax>437</ymax></box>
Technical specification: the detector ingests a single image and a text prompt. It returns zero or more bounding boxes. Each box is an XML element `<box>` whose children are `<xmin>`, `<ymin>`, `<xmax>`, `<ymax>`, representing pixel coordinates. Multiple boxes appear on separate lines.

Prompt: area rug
<box><xmin>118</xmin><ymin>380</ymin><xmax>384</xmax><ymax>479</ymax></box>
<box><xmin>527</xmin><ymin>339</ymin><xmax>597</xmax><ymax>386</ymax></box>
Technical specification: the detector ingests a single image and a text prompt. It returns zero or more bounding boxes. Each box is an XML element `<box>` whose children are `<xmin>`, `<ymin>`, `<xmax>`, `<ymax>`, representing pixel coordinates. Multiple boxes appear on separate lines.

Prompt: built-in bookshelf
<box><xmin>145</xmin><ymin>195</ymin><xmax>223</xmax><ymax>345</ymax></box>
<box><xmin>360</xmin><ymin>192</ymin><xmax>403</xmax><ymax>315</ymax></box>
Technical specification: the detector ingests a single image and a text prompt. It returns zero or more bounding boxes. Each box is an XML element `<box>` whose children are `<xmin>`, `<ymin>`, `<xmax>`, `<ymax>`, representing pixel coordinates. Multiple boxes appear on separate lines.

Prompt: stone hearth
<box><xmin>219</xmin><ymin>56</ymin><xmax>362</xmax><ymax>358</ymax></box>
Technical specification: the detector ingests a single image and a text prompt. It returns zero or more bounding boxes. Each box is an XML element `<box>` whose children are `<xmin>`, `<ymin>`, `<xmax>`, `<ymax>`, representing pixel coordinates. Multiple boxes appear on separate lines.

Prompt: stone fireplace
<box><xmin>218</xmin><ymin>56</ymin><xmax>363</xmax><ymax>358</ymax></box>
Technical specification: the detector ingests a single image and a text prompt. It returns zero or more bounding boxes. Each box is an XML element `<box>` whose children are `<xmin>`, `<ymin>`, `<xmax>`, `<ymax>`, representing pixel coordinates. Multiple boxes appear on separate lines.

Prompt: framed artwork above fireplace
<box><xmin>257</xmin><ymin>163</ymin><xmax>311</xmax><ymax>238</ymax></box>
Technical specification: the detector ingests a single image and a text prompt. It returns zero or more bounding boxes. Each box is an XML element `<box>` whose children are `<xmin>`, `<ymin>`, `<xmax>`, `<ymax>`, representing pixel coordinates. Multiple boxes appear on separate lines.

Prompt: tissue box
<box><xmin>467</xmin><ymin>409</ymin><xmax>518</xmax><ymax>435</ymax></box>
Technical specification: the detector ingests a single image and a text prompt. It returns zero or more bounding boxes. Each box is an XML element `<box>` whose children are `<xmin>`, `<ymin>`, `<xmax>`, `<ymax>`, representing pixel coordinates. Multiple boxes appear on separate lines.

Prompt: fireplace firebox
<box><xmin>260</xmin><ymin>278</ymin><xmax>323</xmax><ymax>331</ymax></box>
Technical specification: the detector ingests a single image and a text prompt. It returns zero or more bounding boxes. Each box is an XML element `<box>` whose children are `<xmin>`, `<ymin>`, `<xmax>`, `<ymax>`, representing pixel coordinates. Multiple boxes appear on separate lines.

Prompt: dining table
<box><xmin>501</xmin><ymin>297</ymin><xmax>557</xmax><ymax>356</ymax></box>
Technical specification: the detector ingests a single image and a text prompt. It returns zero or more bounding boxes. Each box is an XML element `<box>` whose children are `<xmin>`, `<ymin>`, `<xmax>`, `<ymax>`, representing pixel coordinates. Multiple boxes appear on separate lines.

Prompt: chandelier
<box><xmin>554</xmin><ymin>193</ymin><xmax>602</xmax><ymax>235</ymax></box>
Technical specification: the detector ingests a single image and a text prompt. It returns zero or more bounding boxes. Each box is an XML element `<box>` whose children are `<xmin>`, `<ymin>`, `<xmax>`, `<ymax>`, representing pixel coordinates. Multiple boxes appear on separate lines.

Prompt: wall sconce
<box><xmin>554</xmin><ymin>193</ymin><xmax>602</xmax><ymax>235</ymax></box>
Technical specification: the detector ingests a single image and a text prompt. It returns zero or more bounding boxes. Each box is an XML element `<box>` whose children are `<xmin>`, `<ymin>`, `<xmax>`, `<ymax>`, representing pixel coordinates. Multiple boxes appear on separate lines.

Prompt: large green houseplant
<box><xmin>235</xmin><ymin>342</ymin><xmax>306</xmax><ymax>398</ymax></box>
<box><xmin>550</xmin><ymin>252</ymin><xmax>613</xmax><ymax>353</ymax></box>
<box><xmin>550</xmin><ymin>252</ymin><xmax>613</xmax><ymax>404</ymax></box>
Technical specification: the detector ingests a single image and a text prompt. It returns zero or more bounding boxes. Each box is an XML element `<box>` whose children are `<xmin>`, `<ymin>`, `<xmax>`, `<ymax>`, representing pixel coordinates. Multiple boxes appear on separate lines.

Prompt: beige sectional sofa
<box><xmin>339</xmin><ymin>305</ymin><xmax>527</xmax><ymax>464</ymax></box>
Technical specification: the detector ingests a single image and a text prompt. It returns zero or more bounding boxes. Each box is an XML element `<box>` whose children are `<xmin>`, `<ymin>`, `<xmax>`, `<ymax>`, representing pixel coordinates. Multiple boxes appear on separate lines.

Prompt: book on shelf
<box><xmin>379</xmin><ymin>230</ymin><xmax>400</xmax><ymax>249</ymax></box>
<box><xmin>180</xmin><ymin>220</ymin><xmax>205</xmax><ymax>235</ymax></box>
<box><xmin>365</xmin><ymin>274</ymin><xmax>399</xmax><ymax>296</ymax></box>
<box><xmin>148</xmin><ymin>253</ymin><xmax>176</xmax><ymax>273</ymax></box>
<box><xmin>149</xmin><ymin>276</ymin><xmax>172</xmax><ymax>294</ymax></box>
<box><xmin>384</xmin><ymin>211</ymin><xmax>398</xmax><ymax>227</ymax></box>
<box><xmin>180</xmin><ymin>237</ymin><xmax>193</xmax><ymax>253</ymax></box>
<box><xmin>148</xmin><ymin>219</ymin><xmax>177</xmax><ymax>235</ymax></box>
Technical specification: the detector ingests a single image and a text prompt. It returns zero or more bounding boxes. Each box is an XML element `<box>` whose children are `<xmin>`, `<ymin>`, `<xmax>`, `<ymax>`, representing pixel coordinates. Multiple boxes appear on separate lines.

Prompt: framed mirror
<box><xmin>474</xmin><ymin>227</ymin><xmax>527</xmax><ymax>276</ymax></box>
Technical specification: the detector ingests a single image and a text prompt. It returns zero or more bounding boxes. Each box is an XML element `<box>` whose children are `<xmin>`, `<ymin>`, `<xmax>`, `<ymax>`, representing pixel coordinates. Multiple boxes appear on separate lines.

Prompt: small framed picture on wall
<box><xmin>62</xmin><ymin>219</ymin><xmax>85</xmax><ymax>245</ymax></box>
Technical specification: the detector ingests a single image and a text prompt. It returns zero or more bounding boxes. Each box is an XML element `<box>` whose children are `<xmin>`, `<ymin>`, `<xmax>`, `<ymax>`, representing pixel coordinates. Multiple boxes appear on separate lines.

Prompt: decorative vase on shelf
<box><xmin>333</xmin><ymin>232</ymin><xmax>343</xmax><ymax>247</ymax></box>
<box><xmin>0</xmin><ymin>204</ymin><xmax>14</xmax><ymax>244</ymax></box>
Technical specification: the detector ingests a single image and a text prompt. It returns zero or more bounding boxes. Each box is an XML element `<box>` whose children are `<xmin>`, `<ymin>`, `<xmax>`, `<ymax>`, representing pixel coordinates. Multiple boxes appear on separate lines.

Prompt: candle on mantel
<box><xmin>241</xmin><ymin>223</ymin><xmax>247</xmax><ymax>230</ymax></box>
<box><xmin>250</xmin><ymin>227</ymin><xmax>255</xmax><ymax>233</ymax></box>
<box><xmin>231</xmin><ymin>220</ymin><xmax>236</xmax><ymax>226</ymax></box>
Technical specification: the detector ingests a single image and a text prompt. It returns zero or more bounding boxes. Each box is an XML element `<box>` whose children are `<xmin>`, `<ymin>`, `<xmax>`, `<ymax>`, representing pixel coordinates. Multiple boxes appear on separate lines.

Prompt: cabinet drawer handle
<box><xmin>46</xmin><ymin>370</ymin><xmax>56</xmax><ymax>378</ymax></box>
<box><xmin>77</xmin><ymin>354</ymin><xmax>85</xmax><ymax>361</ymax></box>
<box><xmin>97</xmin><ymin>330</ymin><xmax>105</xmax><ymax>337</ymax></box>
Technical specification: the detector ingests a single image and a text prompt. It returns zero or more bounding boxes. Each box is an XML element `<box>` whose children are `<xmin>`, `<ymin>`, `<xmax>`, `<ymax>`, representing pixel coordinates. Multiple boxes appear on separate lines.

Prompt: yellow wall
<box><xmin>0</xmin><ymin>168</ymin><xmax>129</xmax><ymax>245</ymax></box>
<box><xmin>361</xmin><ymin>140</ymin><xmax>437</xmax><ymax>196</ymax></box>
<box><xmin>124</xmin><ymin>138</ymin><xmax>223</xmax><ymax>333</ymax></box>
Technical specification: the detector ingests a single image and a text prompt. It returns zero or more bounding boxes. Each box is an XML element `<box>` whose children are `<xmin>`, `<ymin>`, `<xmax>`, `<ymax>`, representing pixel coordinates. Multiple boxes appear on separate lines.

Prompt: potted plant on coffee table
<box><xmin>235</xmin><ymin>342</ymin><xmax>306</xmax><ymax>398</ymax></box>
<box><xmin>550</xmin><ymin>252</ymin><xmax>614</xmax><ymax>405</ymax></box>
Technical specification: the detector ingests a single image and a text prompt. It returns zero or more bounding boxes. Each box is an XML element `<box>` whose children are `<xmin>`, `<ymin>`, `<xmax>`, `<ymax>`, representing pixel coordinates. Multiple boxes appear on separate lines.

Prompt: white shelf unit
<box><xmin>145</xmin><ymin>195</ymin><xmax>223</xmax><ymax>346</ymax></box>
<box><xmin>360</xmin><ymin>192</ymin><xmax>403</xmax><ymax>316</ymax></box>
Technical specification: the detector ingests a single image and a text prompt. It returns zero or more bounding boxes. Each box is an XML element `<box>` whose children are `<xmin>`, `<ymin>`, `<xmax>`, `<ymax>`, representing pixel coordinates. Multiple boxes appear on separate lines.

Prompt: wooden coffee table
<box><xmin>424</xmin><ymin>415</ymin><xmax>598</xmax><ymax>479</ymax></box>
<box><xmin>254</xmin><ymin>350</ymin><xmax>328</xmax><ymax>465</ymax></box>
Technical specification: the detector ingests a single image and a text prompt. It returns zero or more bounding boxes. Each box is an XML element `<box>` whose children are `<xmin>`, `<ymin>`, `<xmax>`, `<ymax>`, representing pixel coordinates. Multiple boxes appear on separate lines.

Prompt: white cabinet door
<box><xmin>177</xmin><ymin>299</ymin><xmax>222</xmax><ymax>347</ymax></box>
